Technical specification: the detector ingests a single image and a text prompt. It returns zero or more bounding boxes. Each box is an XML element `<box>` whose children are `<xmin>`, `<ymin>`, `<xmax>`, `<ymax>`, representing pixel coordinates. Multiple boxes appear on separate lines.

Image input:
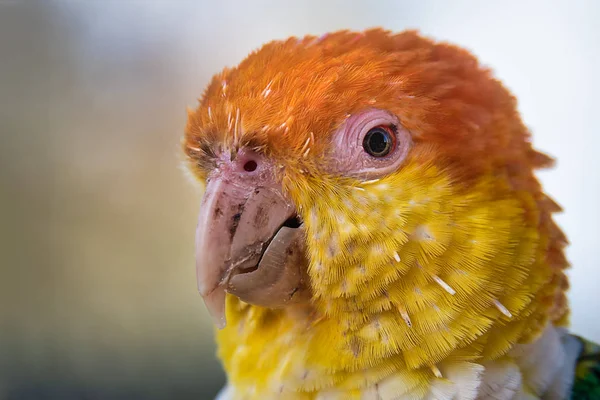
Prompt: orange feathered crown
<box><xmin>184</xmin><ymin>28</ymin><xmax>553</xmax><ymax>189</ymax></box>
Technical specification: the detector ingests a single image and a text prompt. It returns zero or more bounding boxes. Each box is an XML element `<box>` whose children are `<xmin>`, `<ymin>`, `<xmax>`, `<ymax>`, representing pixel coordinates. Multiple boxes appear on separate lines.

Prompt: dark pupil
<box><xmin>363</xmin><ymin>127</ymin><xmax>392</xmax><ymax>157</ymax></box>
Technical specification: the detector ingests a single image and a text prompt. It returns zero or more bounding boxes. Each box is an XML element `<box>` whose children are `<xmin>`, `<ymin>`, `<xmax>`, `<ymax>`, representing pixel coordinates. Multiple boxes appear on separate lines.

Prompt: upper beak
<box><xmin>195</xmin><ymin>150</ymin><xmax>308</xmax><ymax>328</ymax></box>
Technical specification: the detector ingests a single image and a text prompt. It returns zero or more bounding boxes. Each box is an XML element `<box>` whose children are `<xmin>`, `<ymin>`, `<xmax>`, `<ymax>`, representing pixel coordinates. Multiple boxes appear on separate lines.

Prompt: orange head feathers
<box><xmin>185</xmin><ymin>28</ymin><xmax>553</xmax><ymax>186</ymax></box>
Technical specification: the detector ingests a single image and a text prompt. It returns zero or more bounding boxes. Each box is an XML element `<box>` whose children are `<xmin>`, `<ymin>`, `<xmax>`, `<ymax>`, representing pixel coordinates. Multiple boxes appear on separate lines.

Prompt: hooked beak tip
<box><xmin>202</xmin><ymin>285</ymin><xmax>227</xmax><ymax>329</ymax></box>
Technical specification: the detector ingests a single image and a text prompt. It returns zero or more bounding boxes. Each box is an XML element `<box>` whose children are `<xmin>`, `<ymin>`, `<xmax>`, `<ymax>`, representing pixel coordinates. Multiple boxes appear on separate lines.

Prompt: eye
<box><xmin>362</xmin><ymin>125</ymin><xmax>396</xmax><ymax>157</ymax></box>
<box><xmin>326</xmin><ymin>108</ymin><xmax>413</xmax><ymax>179</ymax></box>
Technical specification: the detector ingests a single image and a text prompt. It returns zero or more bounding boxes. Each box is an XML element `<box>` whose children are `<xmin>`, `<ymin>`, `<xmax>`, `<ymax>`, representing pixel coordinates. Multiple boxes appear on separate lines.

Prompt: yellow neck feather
<box><xmin>215</xmin><ymin>161</ymin><xmax>563</xmax><ymax>398</ymax></box>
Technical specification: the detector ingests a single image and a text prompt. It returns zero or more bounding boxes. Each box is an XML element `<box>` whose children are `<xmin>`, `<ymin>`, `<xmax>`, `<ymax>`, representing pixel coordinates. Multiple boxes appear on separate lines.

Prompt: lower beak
<box><xmin>195</xmin><ymin>170</ymin><xmax>308</xmax><ymax>328</ymax></box>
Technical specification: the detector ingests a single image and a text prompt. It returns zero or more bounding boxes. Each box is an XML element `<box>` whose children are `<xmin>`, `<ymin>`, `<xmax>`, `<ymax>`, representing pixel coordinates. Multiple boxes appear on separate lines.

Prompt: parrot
<box><xmin>182</xmin><ymin>29</ymin><xmax>599</xmax><ymax>399</ymax></box>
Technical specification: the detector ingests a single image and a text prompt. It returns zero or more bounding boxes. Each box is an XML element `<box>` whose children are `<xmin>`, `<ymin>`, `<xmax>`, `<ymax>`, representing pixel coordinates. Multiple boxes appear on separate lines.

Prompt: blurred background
<box><xmin>0</xmin><ymin>1</ymin><xmax>598</xmax><ymax>399</ymax></box>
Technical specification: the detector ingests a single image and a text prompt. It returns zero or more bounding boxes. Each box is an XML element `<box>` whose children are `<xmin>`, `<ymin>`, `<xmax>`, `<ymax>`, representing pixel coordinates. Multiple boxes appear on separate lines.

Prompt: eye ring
<box><xmin>362</xmin><ymin>125</ymin><xmax>397</xmax><ymax>157</ymax></box>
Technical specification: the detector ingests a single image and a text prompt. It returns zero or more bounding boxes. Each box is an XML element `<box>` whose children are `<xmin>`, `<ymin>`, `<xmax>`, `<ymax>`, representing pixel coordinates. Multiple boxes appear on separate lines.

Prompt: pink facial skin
<box><xmin>326</xmin><ymin>108</ymin><xmax>413</xmax><ymax>179</ymax></box>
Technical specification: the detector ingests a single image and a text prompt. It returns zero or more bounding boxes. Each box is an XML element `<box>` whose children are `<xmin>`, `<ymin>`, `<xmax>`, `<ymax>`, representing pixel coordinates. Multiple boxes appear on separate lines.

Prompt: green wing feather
<box><xmin>571</xmin><ymin>335</ymin><xmax>600</xmax><ymax>399</ymax></box>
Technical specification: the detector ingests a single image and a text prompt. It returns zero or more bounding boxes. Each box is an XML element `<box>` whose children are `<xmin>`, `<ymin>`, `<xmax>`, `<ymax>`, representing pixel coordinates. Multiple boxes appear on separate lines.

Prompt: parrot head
<box><xmin>183</xmin><ymin>29</ymin><xmax>569</xmax><ymax>394</ymax></box>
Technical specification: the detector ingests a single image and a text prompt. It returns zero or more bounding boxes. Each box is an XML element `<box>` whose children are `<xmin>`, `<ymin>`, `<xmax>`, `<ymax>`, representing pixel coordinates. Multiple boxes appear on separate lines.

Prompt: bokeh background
<box><xmin>0</xmin><ymin>1</ymin><xmax>598</xmax><ymax>399</ymax></box>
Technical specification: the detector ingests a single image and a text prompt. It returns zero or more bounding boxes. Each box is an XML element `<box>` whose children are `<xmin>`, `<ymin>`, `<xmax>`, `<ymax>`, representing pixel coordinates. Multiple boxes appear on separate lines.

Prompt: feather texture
<box><xmin>183</xmin><ymin>29</ymin><xmax>571</xmax><ymax>399</ymax></box>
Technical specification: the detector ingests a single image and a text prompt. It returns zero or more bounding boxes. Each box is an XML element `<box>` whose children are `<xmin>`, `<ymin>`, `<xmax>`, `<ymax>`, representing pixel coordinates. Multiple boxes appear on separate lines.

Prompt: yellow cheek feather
<box><xmin>214</xmin><ymin>157</ymin><xmax>566</xmax><ymax>399</ymax></box>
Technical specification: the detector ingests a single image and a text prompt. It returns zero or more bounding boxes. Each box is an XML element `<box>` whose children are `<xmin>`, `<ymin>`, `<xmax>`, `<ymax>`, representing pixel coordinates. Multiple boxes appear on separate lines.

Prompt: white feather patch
<box><xmin>542</xmin><ymin>333</ymin><xmax>583</xmax><ymax>400</ymax></box>
<box><xmin>439</xmin><ymin>362</ymin><xmax>484</xmax><ymax>400</ymax></box>
<box><xmin>214</xmin><ymin>384</ymin><xmax>234</xmax><ymax>400</ymax></box>
<box><xmin>511</xmin><ymin>324</ymin><xmax>565</xmax><ymax>396</ymax></box>
<box><xmin>477</xmin><ymin>360</ymin><xmax>522</xmax><ymax>400</ymax></box>
<box><xmin>424</xmin><ymin>379</ymin><xmax>457</xmax><ymax>400</ymax></box>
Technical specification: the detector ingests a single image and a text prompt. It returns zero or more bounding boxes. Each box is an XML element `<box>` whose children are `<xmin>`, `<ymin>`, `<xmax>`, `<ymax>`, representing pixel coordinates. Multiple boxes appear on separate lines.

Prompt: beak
<box><xmin>195</xmin><ymin>150</ymin><xmax>308</xmax><ymax>328</ymax></box>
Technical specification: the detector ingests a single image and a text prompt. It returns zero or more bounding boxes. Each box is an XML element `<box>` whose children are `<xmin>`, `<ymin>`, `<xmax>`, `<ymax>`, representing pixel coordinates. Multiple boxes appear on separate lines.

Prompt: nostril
<box><xmin>243</xmin><ymin>160</ymin><xmax>258</xmax><ymax>172</ymax></box>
